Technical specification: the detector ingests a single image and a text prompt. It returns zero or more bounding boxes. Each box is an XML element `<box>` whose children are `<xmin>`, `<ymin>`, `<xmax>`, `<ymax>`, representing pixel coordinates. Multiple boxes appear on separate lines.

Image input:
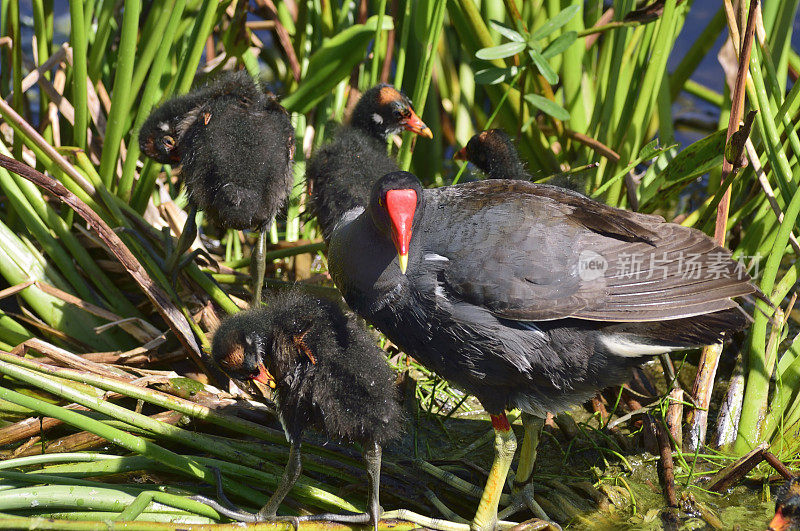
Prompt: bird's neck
<box><xmin>328</xmin><ymin>212</ymin><xmax>405</xmax><ymax>316</ymax></box>
<box><xmin>489</xmin><ymin>157</ymin><xmax>528</xmax><ymax>180</ymax></box>
<box><xmin>350</xmin><ymin>106</ymin><xmax>391</xmax><ymax>142</ymax></box>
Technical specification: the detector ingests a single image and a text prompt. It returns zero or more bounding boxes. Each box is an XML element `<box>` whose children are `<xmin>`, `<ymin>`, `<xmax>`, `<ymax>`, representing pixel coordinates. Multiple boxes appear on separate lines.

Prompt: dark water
<box><xmin>669</xmin><ymin>1</ymin><xmax>800</xmax><ymax>146</ymax></box>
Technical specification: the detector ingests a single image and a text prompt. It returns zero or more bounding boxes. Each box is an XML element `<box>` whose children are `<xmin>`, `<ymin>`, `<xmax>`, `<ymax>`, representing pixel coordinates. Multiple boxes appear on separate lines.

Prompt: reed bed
<box><xmin>0</xmin><ymin>0</ymin><xmax>798</xmax><ymax>527</ymax></box>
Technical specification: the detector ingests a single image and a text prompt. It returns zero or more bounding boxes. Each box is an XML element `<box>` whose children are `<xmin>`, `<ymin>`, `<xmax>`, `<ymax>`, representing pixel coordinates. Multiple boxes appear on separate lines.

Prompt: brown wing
<box><xmin>423</xmin><ymin>180</ymin><xmax>753</xmax><ymax>322</ymax></box>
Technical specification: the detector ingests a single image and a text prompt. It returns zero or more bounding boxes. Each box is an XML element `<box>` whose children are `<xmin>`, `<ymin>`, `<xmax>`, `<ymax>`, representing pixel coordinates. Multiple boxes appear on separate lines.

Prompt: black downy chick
<box><xmin>210</xmin><ymin>288</ymin><xmax>402</xmax><ymax>528</ymax></box>
<box><xmin>306</xmin><ymin>84</ymin><xmax>432</xmax><ymax>240</ymax></box>
<box><xmin>138</xmin><ymin>81</ymin><xmax>223</xmax><ymax>164</ymax></box>
<box><xmin>772</xmin><ymin>477</ymin><xmax>800</xmax><ymax>530</ymax></box>
<box><xmin>456</xmin><ymin>129</ymin><xmax>591</xmax><ymax>192</ymax></box>
<box><xmin>138</xmin><ymin>71</ymin><xmax>295</xmax><ymax>307</ymax></box>
<box><xmin>454</xmin><ymin>129</ymin><xmax>527</xmax><ymax>180</ymax></box>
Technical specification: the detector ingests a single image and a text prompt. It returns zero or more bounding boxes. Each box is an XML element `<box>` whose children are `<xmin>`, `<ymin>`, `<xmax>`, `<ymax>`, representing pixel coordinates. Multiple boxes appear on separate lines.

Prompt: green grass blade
<box><xmin>97</xmin><ymin>0</ymin><xmax>140</xmax><ymax>189</ymax></box>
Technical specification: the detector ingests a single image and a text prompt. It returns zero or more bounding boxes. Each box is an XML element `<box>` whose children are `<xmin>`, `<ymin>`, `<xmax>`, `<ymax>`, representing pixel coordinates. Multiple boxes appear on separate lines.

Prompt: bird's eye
<box><xmin>393</xmin><ymin>109</ymin><xmax>403</xmax><ymax>119</ymax></box>
<box><xmin>162</xmin><ymin>135</ymin><xmax>176</xmax><ymax>149</ymax></box>
<box><xmin>378</xmin><ymin>198</ymin><xmax>384</xmax><ymax>207</ymax></box>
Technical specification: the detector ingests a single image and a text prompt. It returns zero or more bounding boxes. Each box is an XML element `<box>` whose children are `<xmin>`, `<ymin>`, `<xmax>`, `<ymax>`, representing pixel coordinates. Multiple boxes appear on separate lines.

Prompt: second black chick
<box><xmin>772</xmin><ymin>477</ymin><xmax>800</xmax><ymax>530</ymax></box>
<box><xmin>139</xmin><ymin>71</ymin><xmax>295</xmax><ymax>307</ymax></box>
<box><xmin>306</xmin><ymin>84</ymin><xmax>432</xmax><ymax>241</ymax></box>
<box><xmin>211</xmin><ymin>288</ymin><xmax>402</xmax><ymax>528</ymax></box>
<box><xmin>454</xmin><ymin>129</ymin><xmax>527</xmax><ymax>180</ymax></box>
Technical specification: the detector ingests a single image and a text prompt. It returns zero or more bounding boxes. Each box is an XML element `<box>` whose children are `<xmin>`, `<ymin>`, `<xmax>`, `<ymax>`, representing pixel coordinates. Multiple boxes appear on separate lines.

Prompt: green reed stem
<box><xmin>86</xmin><ymin>0</ymin><xmax>116</xmax><ymax>81</ymax></box>
<box><xmin>98</xmin><ymin>0</ymin><xmax>140</xmax><ymax>189</ymax></box>
<box><xmin>0</xmin><ymin>378</ymin><xmax>266</xmax><ymax>506</ymax></box>
<box><xmin>173</xmin><ymin>0</ymin><xmax>219</xmax><ymax>95</ymax></box>
<box><xmin>9</xmin><ymin>0</ymin><xmax>22</xmax><ymax>159</ymax></box>
<box><xmin>68</xmin><ymin>0</ymin><xmax>88</xmax><ymax>150</ymax></box>
<box><xmin>31</xmin><ymin>0</ymin><xmax>52</xmax><ymax>140</ymax></box>
<box><xmin>669</xmin><ymin>6</ymin><xmax>725</xmax><ymax>101</ymax></box>
<box><xmin>0</xmin><ymin>359</ymin><xmax>358</xmax><ymax>512</ymax></box>
<box><xmin>120</xmin><ymin>0</ymin><xmax>187</xmax><ymax>201</ymax></box>
<box><xmin>393</xmin><ymin>0</ymin><xmax>413</xmax><ymax>87</ymax></box>
<box><xmin>370</xmin><ymin>0</ymin><xmax>388</xmax><ymax>86</ymax></box>
<box><xmin>398</xmin><ymin>0</ymin><xmax>446</xmax><ymax>170</ymax></box>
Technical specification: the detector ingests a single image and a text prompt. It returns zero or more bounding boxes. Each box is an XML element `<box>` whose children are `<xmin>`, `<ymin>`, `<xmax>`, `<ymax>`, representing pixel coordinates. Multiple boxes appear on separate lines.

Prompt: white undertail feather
<box><xmin>599</xmin><ymin>333</ymin><xmax>686</xmax><ymax>357</ymax></box>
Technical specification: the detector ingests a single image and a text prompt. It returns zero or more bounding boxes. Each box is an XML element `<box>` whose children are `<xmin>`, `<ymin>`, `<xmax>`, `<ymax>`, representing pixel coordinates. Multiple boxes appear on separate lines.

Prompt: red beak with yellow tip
<box><xmin>385</xmin><ymin>189</ymin><xmax>417</xmax><ymax>274</ymax></box>
<box><xmin>454</xmin><ymin>146</ymin><xmax>468</xmax><ymax>161</ymax></box>
<box><xmin>254</xmin><ymin>362</ymin><xmax>276</xmax><ymax>389</ymax></box>
<box><xmin>402</xmin><ymin>110</ymin><xmax>434</xmax><ymax>139</ymax></box>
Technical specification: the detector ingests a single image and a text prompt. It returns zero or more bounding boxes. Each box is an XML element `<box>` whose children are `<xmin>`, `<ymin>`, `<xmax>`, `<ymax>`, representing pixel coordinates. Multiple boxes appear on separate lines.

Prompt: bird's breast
<box><xmin>328</xmin><ymin>216</ymin><xmax>406</xmax><ymax>316</ymax></box>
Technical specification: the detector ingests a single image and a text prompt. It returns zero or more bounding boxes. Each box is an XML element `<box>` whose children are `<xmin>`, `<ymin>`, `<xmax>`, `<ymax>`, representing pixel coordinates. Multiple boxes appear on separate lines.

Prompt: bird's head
<box><xmin>352</xmin><ymin>84</ymin><xmax>433</xmax><ymax>140</ymax></box>
<box><xmin>454</xmin><ymin>129</ymin><xmax>521</xmax><ymax>178</ymax></box>
<box><xmin>213</xmin><ymin>301</ymin><xmax>329</xmax><ymax>391</ymax></box>
<box><xmin>212</xmin><ymin>312</ymin><xmax>276</xmax><ymax>389</ymax></box>
<box><xmin>138</xmin><ymin>119</ymin><xmax>181</xmax><ymax>164</ymax></box>
<box><xmin>370</xmin><ymin>171</ymin><xmax>424</xmax><ymax>275</ymax></box>
<box><xmin>139</xmin><ymin>94</ymin><xmax>209</xmax><ymax>164</ymax></box>
<box><xmin>772</xmin><ymin>477</ymin><xmax>800</xmax><ymax>531</ymax></box>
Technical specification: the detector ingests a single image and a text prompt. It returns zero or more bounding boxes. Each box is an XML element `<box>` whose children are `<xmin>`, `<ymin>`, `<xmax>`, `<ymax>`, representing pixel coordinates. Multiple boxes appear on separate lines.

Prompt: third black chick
<box><xmin>211</xmin><ymin>288</ymin><xmax>402</xmax><ymax>528</ymax></box>
<box><xmin>454</xmin><ymin>129</ymin><xmax>527</xmax><ymax>180</ymax></box>
<box><xmin>306</xmin><ymin>84</ymin><xmax>432</xmax><ymax>240</ymax></box>
<box><xmin>139</xmin><ymin>71</ymin><xmax>295</xmax><ymax>307</ymax></box>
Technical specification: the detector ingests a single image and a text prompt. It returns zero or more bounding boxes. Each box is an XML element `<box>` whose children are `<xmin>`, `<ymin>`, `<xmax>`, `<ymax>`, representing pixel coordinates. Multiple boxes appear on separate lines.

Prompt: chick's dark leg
<box><xmin>165</xmin><ymin>204</ymin><xmax>198</xmax><ymax>282</ymax></box>
<box><xmin>257</xmin><ymin>440</ymin><xmax>303</xmax><ymax>518</ymax></box>
<box><xmin>189</xmin><ymin>448</ymin><xmax>303</xmax><ymax>525</ymax></box>
<box><xmin>251</xmin><ymin>222</ymin><xmax>268</xmax><ymax>308</ymax></box>
<box><xmin>364</xmin><ymin>440</ymin><xmax>383</xmax><ymax>531</ymax></box>
<box><xmin>275</xmin><ymin>441</ymin><xmax>382</xmax><ymax>527</ymax></box>
<box><xmin>274</xmin><ymin>442</ymin><xmax>381</xmax><ymax>527</ymax></box>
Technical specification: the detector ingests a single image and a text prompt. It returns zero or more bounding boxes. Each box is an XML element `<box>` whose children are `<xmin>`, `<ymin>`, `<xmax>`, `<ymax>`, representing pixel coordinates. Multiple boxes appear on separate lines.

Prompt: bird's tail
<box><xmin>597</xmin><ymin>307</ymin><xmax>749</xmax><ymax>357</ymax></box>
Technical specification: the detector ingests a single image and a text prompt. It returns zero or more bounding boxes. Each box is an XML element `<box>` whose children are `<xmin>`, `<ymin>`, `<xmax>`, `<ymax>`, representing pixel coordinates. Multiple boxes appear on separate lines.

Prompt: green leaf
<box><xmin>638</xmin><ymin>139</ymin><xmax>662</xmax><ymax>160</ymax></box>
<box><xmin>520</xmin><ymin>115</ymin><xmax>537</xmax><ymax>133</ymax></box>
<box><xmin>489</xmin><ymin>19</ymin><xmax>526</xmax><ymax>42</ymax></box>
<box><xmin>659</xmin><ymin>129</ymin><xmax>727</xmax><ymax>187</ymax></box>
<box><xmin>476</xmin><ymin>41</ymin><xmax>527</xmax><ymax>60</ymax></box>
<box><xmin>594</xmin><ymin>142</ymin><xmax>676</xmax><ymax>200</ymax></box>
<box><xmin>541</xmin><ymin>31</ymin><xmax>577</xmax><ymax>59</ymax></box>
<box><xmin>525</xmin><ymin>93</ymin><xmax>570</xmax><ymax>121</ymax></box>
<box><xmin>530</xmin><ymin>4</ymin><xmax>580</xmax><ymax>41</ymax></box>
<box><xmin>281</xmin><ymin>15</ymin><xmax>394</xmax><ymax>114</ymax></box>
<box><xmin>474</xmin><ymin>66</ymin><xmax>520</xmax><ymax>85</ymax></box>
<box><xmin>639</xmin><ymin>129</ymin><xmax>728</xmax><ymax>208</ymax></box>
<box><xmin>528</xmin><ymin>48</ymin><xmax>558</xmax><ymax>84</ymax></box>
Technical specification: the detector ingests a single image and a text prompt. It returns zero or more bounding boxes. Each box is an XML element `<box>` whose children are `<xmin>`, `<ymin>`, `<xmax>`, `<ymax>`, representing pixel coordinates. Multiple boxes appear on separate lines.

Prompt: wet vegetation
<box><xmin>0</xmin><ymin>0</ymin><xmax>798</xmax><ymax>529</ymax></box>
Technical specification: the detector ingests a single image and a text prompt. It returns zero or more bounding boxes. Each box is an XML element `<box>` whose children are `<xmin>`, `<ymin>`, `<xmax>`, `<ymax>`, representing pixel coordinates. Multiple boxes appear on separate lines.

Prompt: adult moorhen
<box><xmin>327</xmin><ymin>170</ymin><xmax>754</xmax><ymax>530</ymax></box>
<box><xmin>209</xmin><ymin>288</ymin><xmax>402</xmax><ymax>529</ymax></box>
<box><xmin>306</xmin><ymin>84</ymin><xmax>432</xmax><ymax>240</ymax></box>
<box><xmin>771</xmin><ymin>476</ymin><xmax>800</xmax><ymax>530</ymax></box>
<box><xmin>454</xmin><ymin>129</ymin><xmax>527</xmax><ymax>180</ymax></box>
<box><xmin>139</xmin><ymin>71</ymin><xmax>295</xmax><ymax>307</ymax></box>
